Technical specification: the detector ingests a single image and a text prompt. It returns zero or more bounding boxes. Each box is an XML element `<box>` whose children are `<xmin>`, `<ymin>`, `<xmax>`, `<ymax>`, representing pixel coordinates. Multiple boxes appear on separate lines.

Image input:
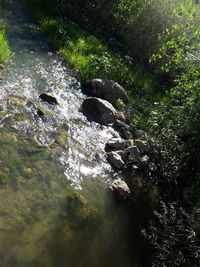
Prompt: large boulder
<box><xmin>82</xmin><ymin>97</ymin><xmax>117</xmax><ymax>125</ymax></box>
<box><xmin>81</xmin><ymin>79</ymin><xmax>128</xmax><ymax>107</ymax></box>
<box><xmin>109</xmin><ymin>179</ymin><xmax>131</xmax><ymax>201</ymax></box>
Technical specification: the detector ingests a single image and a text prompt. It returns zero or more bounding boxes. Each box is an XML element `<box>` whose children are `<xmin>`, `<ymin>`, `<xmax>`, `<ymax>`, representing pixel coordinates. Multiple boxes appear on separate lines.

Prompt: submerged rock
<box><xmin>107</xmin><ymin>151</ymin><xmax>125</xmax><ymax>169</ymax></box>
<box><xmin>29</xmin><ymin>102</ymin><xmax>55</xmax><ymax>117</ymax></box>
<box><xmin>81</xmin><ymin>79</ymin><xmax>128</xmax><ymax>107</ymax></box>
<box><xmin>109</xmin><ymin>179</ymin><xmax>131</xmax><ymax>201</ymax></box>
<box><xmin>39</xmin><ymin>93</ymin><xmax>58</xmax><ymax>105</ymax></box>
<box><xmin>82</xmin><ymin>97</ymin><xmax>117</xmax><ymax>125</ymax></box>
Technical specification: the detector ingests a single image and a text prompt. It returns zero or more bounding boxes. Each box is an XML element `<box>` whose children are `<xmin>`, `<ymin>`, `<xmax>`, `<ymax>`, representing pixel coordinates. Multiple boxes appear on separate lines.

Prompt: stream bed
<box><xmin>0</xmin><ymin>1</ymin><xmax>156</xmax><ymax>266</ymax></box>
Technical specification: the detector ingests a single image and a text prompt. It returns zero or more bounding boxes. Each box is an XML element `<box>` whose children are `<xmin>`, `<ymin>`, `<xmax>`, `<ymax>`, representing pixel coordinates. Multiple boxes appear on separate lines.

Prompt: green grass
<box><xmin>28</xmin><ymin>7</ymin><xmax>161</xmax><ymax>111</ymax></box>
<box><xmin>0</xmin><ymin>26</ymin><xmax>12</xmax><ymax>64</ymax></box>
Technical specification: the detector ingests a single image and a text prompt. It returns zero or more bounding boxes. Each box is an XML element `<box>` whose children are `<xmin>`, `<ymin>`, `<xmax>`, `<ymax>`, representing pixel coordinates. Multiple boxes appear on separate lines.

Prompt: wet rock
<box><xmin>82</xmin><ymin>97</ymin><xmax>117</xmax><ymax>125</ymax></box>
<box><xmin>29</xmin><ymin>102</ymin><xmax>56</xmax><ymax>117</ymax></box>
<box><xmin>126</xmin><ymin>146</ymin><xmax>141</xmax><ymax>163</ymax></box>
<box><xmin>107</xmin><ymin>151</ymin><xmax>125</xmax><ymax>169</ymax></box>
<box><xmin>135</xmin><ymin>139</ymin><xmax>150</xmax><ymax>153</ymax></box>
<box><xmin>109</xmin><ymin>179</ymin><xmax>131</xmax><ymax>201</ymax></box>
<box><xmin>7</xmin><ymin>96</ymin><xmax>25</xmax><ymax>106</ymax></box>
<box><xmin>81</xmin><ymin>79</ymin><xmax>128</xmax><ymax>107</ymax></box>
<box><xmin>39</xmin><ymin>93</ymin><xmax>58</xmax><ymax>105</ymax></box>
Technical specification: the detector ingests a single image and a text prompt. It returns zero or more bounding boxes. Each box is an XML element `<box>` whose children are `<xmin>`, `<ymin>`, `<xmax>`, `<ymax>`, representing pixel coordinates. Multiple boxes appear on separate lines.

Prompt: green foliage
<box><xmin>26</xmin><ymin>6</ymin><xmax>159</xmax><ymax>112</ymax></box>
<box><xmin>116</xmin><ymin>98</ymin><xmax>126</xmax><ymax>110</ymax></box>
<box><xmin>0</xmin><ymin>26</ymin><xmax>12</xmax><ymax>64</ymax></box>
<box><xmin>143</xmin><ymin>201</ymin><xmax>200</xmax><ymax>267</ymax></box>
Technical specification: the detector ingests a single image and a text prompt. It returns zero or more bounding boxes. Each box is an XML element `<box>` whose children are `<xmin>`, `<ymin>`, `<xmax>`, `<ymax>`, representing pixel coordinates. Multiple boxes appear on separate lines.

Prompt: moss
<box><xmin>0</xmin><ymin>26</ymin><xmax>12</xmax><ymax>64</ymax></box>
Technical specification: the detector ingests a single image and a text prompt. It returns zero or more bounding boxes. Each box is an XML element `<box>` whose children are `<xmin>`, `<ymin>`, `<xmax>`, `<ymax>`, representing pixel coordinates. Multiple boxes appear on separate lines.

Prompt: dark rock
<box><xmin>106</xmin><ymin>138</ymin><xmax>128</xmax><ymax>150</ymax></box>
<box><xmin>107</xmin><ymin>151</ymin><xmax>125</xmax><ymax>169</ymax></box>
<box><xmin>135</xmin><ymin>139</ymin><xmax>150</xmax><ymax>153</ymax></box>
<box><xmin>81</xmin><ymin>79</ymin><xmax>128</xmax><ymax>107</ymax></box>
<box><xmin>123</xmin><ymin>130</ymin><xmax>133</xmax><ymax>139</ymax></box>
<box><xmin>113</xmin><ymin>120</ymin><xmax>133</xmax><ymax>139</ymax></box>
<box><xmin>126</xmin><ymin>146</ymin><xmax>141</xmax><ymax>163</ymax></box>
<box><xmin>82</xmin><ymin>97</ymin><xmax>117</xmax><ymax>125</ymax></box>
<box><xmin>109</xmin><ymin>179</ymin><xmax>131</xmax><ymax>201</ymax></box>
<box><xmin>39</xmin><ymin>93</ymin><xmax>58</xmax><ymax>105</ymax></box>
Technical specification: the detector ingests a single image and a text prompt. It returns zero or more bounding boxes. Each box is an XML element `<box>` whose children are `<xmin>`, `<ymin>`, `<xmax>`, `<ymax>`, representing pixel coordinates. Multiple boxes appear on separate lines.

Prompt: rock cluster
<box><xmin>81</xmin><ymin>78</ymin><xmax>153</xmax><ymax>172</ymax></box>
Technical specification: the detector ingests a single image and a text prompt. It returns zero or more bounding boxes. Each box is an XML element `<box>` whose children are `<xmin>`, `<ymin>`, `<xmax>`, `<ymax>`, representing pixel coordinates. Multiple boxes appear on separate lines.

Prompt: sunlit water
<box><xmin>0</xmin><ymin>1</ymin><xmax>155</xmax><ymax>266</ymax></box>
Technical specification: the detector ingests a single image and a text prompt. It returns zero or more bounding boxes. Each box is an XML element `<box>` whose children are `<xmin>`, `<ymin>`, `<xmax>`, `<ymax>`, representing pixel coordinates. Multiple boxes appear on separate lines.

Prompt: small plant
<box><xmin>116</xmin><ymin>98</ymin><xmax>125</xmax><ymax>110</ymax></box>
<box><xmin>0</xmin><ymin>26</ymin><xmax>12</xmax><ymax>64</ymax></box>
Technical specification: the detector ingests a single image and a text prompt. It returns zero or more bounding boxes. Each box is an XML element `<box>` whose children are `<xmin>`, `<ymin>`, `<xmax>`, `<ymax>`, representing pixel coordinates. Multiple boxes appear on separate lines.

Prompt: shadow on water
<box><xmin>0</xmin><ymin>0</ymin><xmax>158</xmax><ymax>266</ymax></box>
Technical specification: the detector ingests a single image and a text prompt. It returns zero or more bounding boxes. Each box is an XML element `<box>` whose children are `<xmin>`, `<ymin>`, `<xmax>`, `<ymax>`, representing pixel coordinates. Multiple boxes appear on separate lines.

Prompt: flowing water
<box><xmin>0</xmin><ymin>1</ymin><xmax>155</xmax><ymax>266</ymax></box>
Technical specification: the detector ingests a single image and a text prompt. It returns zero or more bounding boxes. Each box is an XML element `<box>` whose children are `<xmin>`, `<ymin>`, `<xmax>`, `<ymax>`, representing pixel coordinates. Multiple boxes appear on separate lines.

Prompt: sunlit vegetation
<box><xmin>26</xmin><ymin>7</ymin><xmax>159</xmax><ymax>112</ymax></box>
<box><xmin>0</xmin><ymin>25</ymin><xmax>11</xmax><ymax>64</ymax></box>
<box><xmin>26</xmin><ymin>0</ymin><xmax>200</xmax><ymax>266</ymax></box>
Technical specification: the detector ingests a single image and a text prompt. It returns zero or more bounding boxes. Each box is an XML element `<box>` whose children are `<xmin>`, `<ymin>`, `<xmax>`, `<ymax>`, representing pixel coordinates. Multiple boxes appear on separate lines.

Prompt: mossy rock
<box><xmin>7</xmin><ymin>96</ymin><xmax>26</xmax><ymax>106</ymax></box>
<box><xmin>29</xmin><ymin>101</ymin><xmax>56</xmax><ymax>117</ymax></box>
<box><xmin>65</xmin><ymin>192</ymin><xmax>100</xmax><ymax>231</ymax></box>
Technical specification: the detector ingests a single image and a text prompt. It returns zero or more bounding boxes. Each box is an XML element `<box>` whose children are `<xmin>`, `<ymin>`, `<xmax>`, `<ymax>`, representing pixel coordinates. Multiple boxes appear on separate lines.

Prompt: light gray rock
<box><xmin>109</xmin><ymin>179</ymin><xmax>131</xmax><ymax>201</ymax></box>
<box><xmin>106</xmin><ymin>138</ymin><xmax>134</xmax><ymax>150</ymax></box>
<box><xmin>39</xmin><ymin>93</ymin><xmax>58</xmax><ymax>105</ymax></box>
<box><xmin>107</xmin><ymin>151</ymin><xmax>125</xmax><ymax>169</ymax></box>
<box><xmin>106</xmin><ymin>138</ymin><xmax>127</xmax><ymax>150</ymax></box>
<box><xmin>115</xmin><ymin>112</ymin><xmax>125</xmax><ymax>121</ymax></box>
<box><xmin>126</xmin><ymin>145</ymin><xmax>141</xmax><ymax>163</ymax></box>
<box><xmin>81</xmin><ymin>79</ymin><xmax>128</xmax><ymax>107</ymax></box>
<box><xmin>82</xmin><ymin>97</ymin><xmax>117</xmax><ymax>125</ymax></box>
<box><xmin>135</xmin><ymin>139</ymin><xmax>150</xmax><ymax>153</ymax></box>
<box><xmin>141</xmin><ymin>155</ymin><xmax>150</xmax><ymax>166</ymax></box>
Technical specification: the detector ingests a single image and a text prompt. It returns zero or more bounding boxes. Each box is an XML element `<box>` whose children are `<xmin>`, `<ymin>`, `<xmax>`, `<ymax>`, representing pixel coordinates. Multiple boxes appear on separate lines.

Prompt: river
<box><xmin>0</xmin><ymin>1</ymin><xmax>154</xmax><ymax>266</ymax></box>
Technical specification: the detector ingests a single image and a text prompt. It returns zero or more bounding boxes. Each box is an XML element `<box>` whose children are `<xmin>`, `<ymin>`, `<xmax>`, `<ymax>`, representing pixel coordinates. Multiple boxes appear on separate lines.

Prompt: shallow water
<box><xmin>0</xmin><ymin>1</ymin><xmax>155</xmax><ymax>266</ymax></box>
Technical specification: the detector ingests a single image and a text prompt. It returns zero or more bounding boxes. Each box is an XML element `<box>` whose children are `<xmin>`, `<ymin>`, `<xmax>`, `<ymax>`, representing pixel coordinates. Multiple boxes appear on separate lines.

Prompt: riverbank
<box><xmin>25</xmin><ymin>3</ymin><xmax>161</xmax><ymax>114</ymax></box>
